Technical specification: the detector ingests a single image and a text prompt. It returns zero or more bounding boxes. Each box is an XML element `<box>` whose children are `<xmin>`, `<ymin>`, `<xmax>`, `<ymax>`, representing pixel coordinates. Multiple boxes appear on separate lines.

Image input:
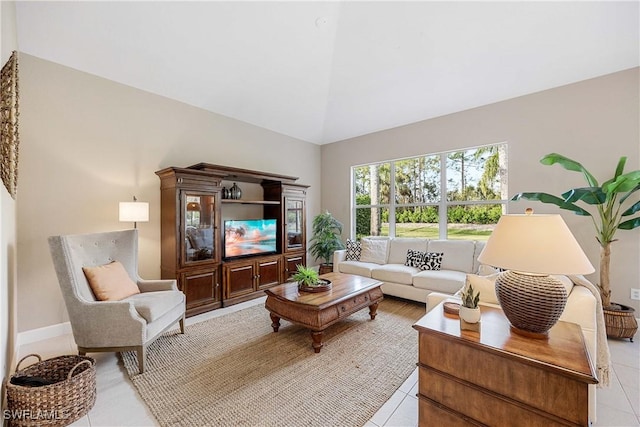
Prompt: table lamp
<box><xmin>119</xmin><ymin>196</ymin><xmax>149</xmax><ymax>229</ymax></box>
<box><xmin>478</xmin><ymin>209</ymin><xmax>594</xmax><ymax>338</ymax></box>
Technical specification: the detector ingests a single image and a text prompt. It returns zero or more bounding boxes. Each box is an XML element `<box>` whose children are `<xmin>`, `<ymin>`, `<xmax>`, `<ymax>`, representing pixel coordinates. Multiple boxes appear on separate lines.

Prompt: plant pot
<box><xmin>604</xmin><ymin>303</ymin><xmax>638</xmax><ymax>342</ymax></box>
<box><xmin>298</xmin><ymin>279</ymin><xmax>332</xmax><ymax>293</ymax></box>
<box><xmin>318</xmin><ymin>264</ymin><xmax>333</xmax><ymax>275</ymax></box>
<box><xmin>459</xmin><ymin>306</ymin><xmax>481</xmax><ymax>324</ymax></box>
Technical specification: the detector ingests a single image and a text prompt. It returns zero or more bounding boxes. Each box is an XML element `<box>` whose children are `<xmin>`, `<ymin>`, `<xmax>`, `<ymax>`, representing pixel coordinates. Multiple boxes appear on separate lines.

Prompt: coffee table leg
<box><xmin>369</xmin><ymin>302</ymin><xmax>379</xmax><ymax>320</ymax></box>
<box><xmin>311</xmin><ymin>331</ymin><xmax>323</xmax><ymax>353</ymax></box>
<box><xmin>270</xmin><ymin>313</ymin><xmax>281</xmax><ymax>332</ymax></box>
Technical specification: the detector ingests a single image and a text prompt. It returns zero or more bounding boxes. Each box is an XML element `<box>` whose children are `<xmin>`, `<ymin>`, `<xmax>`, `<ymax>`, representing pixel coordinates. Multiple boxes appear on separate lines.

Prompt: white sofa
<box><xmin>332</xmin><ymin>237</ymin><xmax>486</xmax><ymax>303</ymax></box>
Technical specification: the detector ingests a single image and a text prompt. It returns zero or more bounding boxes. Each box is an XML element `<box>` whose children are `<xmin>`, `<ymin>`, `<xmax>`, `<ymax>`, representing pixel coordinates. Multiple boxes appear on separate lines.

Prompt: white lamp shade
<box><xmin>119</xmin><ymin>202</ymin><xmax>149</xmax><ymax>223</ymax></box>
<box><xmin>478</xmin><ymin>214</ymin><xmax>594</xmax><ymax>275</ymax></box>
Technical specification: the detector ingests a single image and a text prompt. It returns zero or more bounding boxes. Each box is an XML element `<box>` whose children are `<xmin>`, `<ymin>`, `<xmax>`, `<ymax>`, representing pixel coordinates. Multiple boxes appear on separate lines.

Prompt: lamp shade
<box><xmin>478</xmin><ymin>214</ymin><xmax>594</xmax><ymax>275</ymax></box>
<box><xmin>119</xmin><ymin>201</ymin><xmax>149</xmax><ymax>223</ymax></box>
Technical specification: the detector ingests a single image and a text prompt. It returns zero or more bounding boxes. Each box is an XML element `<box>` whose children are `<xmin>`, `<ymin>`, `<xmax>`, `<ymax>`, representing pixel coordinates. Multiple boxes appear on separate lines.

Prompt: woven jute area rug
<box><xmin>122</xmin><ymin>297</ymin><xmax>425</xmax><ymax>427</ymax></box>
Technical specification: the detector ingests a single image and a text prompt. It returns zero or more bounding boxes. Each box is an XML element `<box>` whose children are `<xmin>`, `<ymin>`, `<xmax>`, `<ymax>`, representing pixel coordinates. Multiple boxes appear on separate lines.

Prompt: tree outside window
<box><xmin>352</xmin><ymin>144</ymin><xmax>508</xmax><ymax>240</ymax></box>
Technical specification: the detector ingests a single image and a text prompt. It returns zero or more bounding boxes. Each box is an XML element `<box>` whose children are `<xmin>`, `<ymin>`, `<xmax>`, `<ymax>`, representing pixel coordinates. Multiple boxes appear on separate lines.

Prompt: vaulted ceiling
<box><xmin>15</xmin><ymin>1</ymin><xmax>640</xmax><ymax>145</ymax></box>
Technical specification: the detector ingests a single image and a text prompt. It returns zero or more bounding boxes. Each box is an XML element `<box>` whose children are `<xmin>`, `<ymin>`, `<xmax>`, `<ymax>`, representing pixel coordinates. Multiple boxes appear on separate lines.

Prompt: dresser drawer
<box><xmin>418</xmin><ymin>395</ymin><xmax>483</xmax><ymax>427</ymax></box>
<box><xmin>335</xmin><ymin>288</ymin><xmax>382</xmax><ymax>317</ymax></box>
<box><xmin>418</xmin><ymin>368</ymin><xmax>570</xmax><ymax>427</ymax></box>
<box><xmin>418</xmin><ymin>332</ymin><xmax>588</xmax><ymax>424</ymax></box>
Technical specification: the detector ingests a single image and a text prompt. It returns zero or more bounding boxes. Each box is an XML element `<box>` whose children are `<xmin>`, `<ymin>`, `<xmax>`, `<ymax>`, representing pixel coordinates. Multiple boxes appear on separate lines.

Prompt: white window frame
<box><xmin>351</xmin><ymin>143</ymin><xmax>508</xmax><ymax>239</ymax></box>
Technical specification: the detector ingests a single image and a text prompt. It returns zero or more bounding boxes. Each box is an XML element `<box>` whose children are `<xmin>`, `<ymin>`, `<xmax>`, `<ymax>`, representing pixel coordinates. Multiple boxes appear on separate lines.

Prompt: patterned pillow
<box><xmin>421</xmin><ymin>252</ymin><xmax>444</xmax><ymax>271</ymax></box>
<box><xmin>405</xmin><ymin>249</ymin><xmax>426</xmax><ymax>268</ymax></box>
<box><xmin>345</xmin><ymin>239</ymin><xmax>361</xmax><ymax>261</ymax></box>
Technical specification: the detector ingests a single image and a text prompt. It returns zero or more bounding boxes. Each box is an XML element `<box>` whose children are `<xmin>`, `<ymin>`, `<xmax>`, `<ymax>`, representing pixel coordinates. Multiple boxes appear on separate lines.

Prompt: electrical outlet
<box><xmin>631</xmin><ymin>288</ymin><xmax>640</xmax><ymax>301</ymax></box>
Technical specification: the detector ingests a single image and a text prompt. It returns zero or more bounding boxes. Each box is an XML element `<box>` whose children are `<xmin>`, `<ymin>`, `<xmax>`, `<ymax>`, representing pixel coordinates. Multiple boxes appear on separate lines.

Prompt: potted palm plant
<box><xmin>512</xmin><ymin>153</ymin><xmax>640</xmax><ymax>340</ymax></box>
<box><xmin>309</xmin><ymin>211</ymin><xmax>345</xmax><ymax>274</ymax></box>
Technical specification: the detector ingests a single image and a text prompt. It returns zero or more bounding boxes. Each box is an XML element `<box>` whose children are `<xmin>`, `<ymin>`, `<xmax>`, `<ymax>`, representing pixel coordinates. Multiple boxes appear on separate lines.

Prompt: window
<box><xmin>352</xmin><ymin>144</ymin><xmax>508</xmax><ymax>240</ymax></box>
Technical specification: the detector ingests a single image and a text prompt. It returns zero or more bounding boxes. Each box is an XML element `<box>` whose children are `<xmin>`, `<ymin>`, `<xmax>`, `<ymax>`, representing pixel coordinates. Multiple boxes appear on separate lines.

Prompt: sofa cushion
<box><xmin>413</xmin><ymin>269</ymin><xmax>467</xmax><ymax>294</ymax></box>
<box><xmin>359</xmin><ymin>238</ymin><xmax>389</xmax><ymax>264</ymax></box>
<box><xmin>345</xmin><ymin>239</ymin><xmax>361</xmax><ymax>261</ymax></box>
<box><xmin>337</xmin><ymin>261</ymin><xmax>379</xmax><ymax>277</ymax></box>
<box><xmin>473</xmin><ymin>240</ymin><xmax>486</xmax><ymax>274</ymax></box>
<box><xmin>388</xmin><ymin>238</ymin><xmax>428</xmax><ymax>264</ymax></box>
<box><xmin>124</xmin><ymin>290</ymin><xmax>185</xmax><ymax>323</ymax></box>
<box><xmin>427</xmin><ymin>240</ymin><xmax>476</xmax><ymax>273</ymax></box>
<box><xmin>466</xmin><ymin>273</ymin><xmax>500</xmax><ymax>305</ymax></box>
<box><xmin>371</xmin><ymin>264</ymin><xmax>420</xmax><ymax>285</ymax></box>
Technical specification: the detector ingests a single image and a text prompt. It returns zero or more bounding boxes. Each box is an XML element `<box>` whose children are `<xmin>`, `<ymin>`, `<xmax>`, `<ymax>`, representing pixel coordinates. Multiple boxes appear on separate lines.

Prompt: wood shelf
<box><xmin>221</xmin><ymin>199</ymin><xmax>280</xmax><ymax>205</ymax></box>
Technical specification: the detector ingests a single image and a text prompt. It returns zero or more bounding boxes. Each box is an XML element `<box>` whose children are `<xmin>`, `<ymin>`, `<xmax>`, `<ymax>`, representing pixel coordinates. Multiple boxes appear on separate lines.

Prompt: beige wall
<box><xmin>17</xmin><ymin>54</ymin><xmax>321</xmax><ymax>332</ymax></box>
<box><xmin>1</xmin><ymin>0</ymin><xmax>18</xmax><ymax>404</ymax></box>
<box><xmin>321</xmin><ymin>68</ymin><xmax>640</xmax><ymax>311</ymax></box>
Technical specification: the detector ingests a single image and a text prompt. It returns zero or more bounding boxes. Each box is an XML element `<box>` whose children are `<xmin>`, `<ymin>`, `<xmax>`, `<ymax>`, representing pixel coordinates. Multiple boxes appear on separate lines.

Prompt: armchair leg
<box><xmin>179</xmin><ymin>316</ymin><xmax>185</xmax><ymax>334</ymax></box>
<box><xmin>137</xmin><ymin>346</ymin><xmax>146</xmax><ymax>374</ymax></box>
<box><xmin>78</xmin><ymin>348</ymin><xmax>86</xmax><ymax>356</ymax></box>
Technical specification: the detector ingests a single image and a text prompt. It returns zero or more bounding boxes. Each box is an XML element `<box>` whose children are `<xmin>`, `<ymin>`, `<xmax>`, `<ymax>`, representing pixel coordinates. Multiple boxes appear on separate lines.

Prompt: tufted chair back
<box><xmin>49</xmin><ymin>229</ymin><xmax>139</xmax><ymax>305</ymax></box>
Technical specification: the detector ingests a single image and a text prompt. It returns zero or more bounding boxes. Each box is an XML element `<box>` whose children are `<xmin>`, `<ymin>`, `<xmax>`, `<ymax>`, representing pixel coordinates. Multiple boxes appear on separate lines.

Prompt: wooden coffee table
<box><xmin>264</xmin><ymin>272</ymin><xmax>384</xmax><ymax>353</ymax></box>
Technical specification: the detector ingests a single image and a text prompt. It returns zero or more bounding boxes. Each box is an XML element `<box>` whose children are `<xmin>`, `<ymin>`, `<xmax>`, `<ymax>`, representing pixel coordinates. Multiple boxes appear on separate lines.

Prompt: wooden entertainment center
<box><xmin>155</xmin><ymin>163</ymin><xmax>308</xmax><ymax>317</ymax></box>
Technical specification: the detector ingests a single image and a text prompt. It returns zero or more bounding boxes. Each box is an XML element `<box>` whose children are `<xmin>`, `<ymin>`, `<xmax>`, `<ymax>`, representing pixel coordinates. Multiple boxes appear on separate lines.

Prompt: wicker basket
<box><xmin>604</xmin><ymin>304</ymin><xmax>638</xmax><ymax>342</ymax></box>
<box><xmin>5</xmin><ymin>354</ymin><xmax>96</xmax><ymax>427</ymax></box>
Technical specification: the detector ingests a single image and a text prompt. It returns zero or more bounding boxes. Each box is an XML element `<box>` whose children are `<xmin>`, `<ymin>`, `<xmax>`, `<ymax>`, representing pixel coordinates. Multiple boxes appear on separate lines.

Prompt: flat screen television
<box><xmin>224</xmin><ymin>219</ymin><xmax>277</xmax><ymax>259</ymax></box>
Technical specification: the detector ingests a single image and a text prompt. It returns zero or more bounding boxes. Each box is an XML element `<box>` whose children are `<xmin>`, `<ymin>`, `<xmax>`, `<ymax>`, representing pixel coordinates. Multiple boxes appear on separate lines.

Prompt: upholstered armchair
<box><xmin>48</xmin><ymin>229</ymin><xmax>185</xmax><ymax>373</ymax></box>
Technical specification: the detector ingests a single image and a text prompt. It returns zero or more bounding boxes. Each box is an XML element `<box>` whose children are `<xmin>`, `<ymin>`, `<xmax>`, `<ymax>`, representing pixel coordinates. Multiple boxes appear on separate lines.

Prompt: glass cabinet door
<box><xmin>285</xmin><ymin>197</ymin><xmax>304</xmax><ymax>252</ymax></box>
<box><xmin>183</xmin><ymin>193</ymin><xmax>217</xmax><ymax>264</ymax></box>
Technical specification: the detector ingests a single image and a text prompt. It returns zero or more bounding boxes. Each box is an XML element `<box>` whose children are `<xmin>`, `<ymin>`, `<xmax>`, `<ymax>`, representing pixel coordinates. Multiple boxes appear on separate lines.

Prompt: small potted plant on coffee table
<box><xmin>292</xmin><ymin>265</ymin><xmax>332</xmax><ymax>293</ymax></box>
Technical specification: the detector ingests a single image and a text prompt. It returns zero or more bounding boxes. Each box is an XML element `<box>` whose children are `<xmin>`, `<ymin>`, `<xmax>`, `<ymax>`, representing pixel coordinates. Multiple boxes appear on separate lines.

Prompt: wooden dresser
<box><xmin>413</xmin><ymin>302</ymin><xmax>597</xmax><ymax>426</ymax></box>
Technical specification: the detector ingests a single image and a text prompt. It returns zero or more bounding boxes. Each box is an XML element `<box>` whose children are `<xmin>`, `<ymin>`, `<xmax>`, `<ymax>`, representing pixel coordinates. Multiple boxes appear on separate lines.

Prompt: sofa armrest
<box><xmin>137</xmin><ymin>278</ymin><xmax>179</xmax><ymax>293</ymax></box>
<box><xmin>70</xmin><ymin>300</ymin><xmax>146</xmax><ymax>347</ymax></box>
<box><xmin>333</xmin><ymin>250</ymin><xmax>347</xmax><ymax>272</ymax></box>
<box><xmin>561</xmin><ymin>285</ymin><xmax>597</xmax><ymax>360</ymax></box>
<box><xmin>426</xmin><ymin>292</ymin><xmax>457</xmax><ymax>312</ymax></box>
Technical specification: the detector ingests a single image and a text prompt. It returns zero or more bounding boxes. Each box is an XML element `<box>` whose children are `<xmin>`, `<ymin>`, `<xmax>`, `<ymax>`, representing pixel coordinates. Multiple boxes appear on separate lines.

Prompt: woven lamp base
<box><xmin>495</xmin><ymin>270</ymin><xmax>568</xmax><ymax>338</ymax></box>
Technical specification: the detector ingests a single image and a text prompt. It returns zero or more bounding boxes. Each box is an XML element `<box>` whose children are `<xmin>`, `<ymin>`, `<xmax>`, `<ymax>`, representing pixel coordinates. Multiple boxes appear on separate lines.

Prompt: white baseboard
<box><xmin>17</xmin><ymin>322</ymin><xmax>71</xmax><ymax>348</ymax></box>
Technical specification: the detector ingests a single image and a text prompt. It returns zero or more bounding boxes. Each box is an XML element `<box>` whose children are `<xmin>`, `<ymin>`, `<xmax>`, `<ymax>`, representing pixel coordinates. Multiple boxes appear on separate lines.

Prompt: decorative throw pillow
<box><xmin>466</xmin><ymin>273</ymin><xmax>500</xmax><ymax>305</ymax></box>
<box><xmin>420</xmin><ymin>252</ymin><xmax>444</xmax><ymax>271</ymax></box>
<box><xmin>345</xmin><ymin>239</ymin><xmax>362</xmax><ymax>261</ymax></box>
<box><xmin>82</xmin><ymin>261</ymin><xmax>140</xmax><ymax>301</ymax></box>
<box><xmin>359</xmin><ymin>238</ymin><xmax>389</xmax><ymax>264</ymax></box>
<box><xmin>405</xmin><ymin>249</ymin><xmax>426</xmax><ymax>268</ymax></box>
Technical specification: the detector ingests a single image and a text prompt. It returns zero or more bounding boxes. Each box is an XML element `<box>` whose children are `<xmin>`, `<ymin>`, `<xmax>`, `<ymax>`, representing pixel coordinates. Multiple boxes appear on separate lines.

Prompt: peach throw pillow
<box><xmin>82</xmin><ymin>261</ymin><xmax>140</xmax><ymax>301</ymax></box>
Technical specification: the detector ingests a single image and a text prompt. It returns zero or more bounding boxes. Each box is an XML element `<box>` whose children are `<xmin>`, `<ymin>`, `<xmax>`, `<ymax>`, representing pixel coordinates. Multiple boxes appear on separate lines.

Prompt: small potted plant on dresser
<box><xmin>292</xmin><ymin>265</ymin><xmax>332</xmax><ymax>293</ymax></box>
<box><xmin>513</xmin><ymin>153</ymin><xmax>640</xmax><ymax>341</ymax></box>
<box><xmin>460</xmin><ymin>282</ymin><xmax>481</xmax><ymax>325</ymax></box>
<box><xmin>309</xmin><ymin>211</ymin><xmax>345</xmax><ymax>275</ymax></box>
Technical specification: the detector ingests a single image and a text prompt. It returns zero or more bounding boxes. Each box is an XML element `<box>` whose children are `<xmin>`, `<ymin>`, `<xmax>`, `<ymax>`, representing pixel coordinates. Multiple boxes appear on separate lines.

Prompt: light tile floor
<box><xmin>14</xmin><ymin>297</ymin><xmax>640</xmax><ymax>427</ymax></box>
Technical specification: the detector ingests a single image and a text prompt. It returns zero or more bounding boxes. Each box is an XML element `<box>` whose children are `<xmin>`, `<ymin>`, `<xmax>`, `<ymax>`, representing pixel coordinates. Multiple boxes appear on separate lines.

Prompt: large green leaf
<box><xmin>620</xmin><ymin>185</ymin><xmax>640</xmax><ymax>205</ymax></box>
<box><xmin>618</xmin><ymin>216</ymin><xmax>640</xmax><ymax>230</ymax></box>
<box><xmin>540</xmin><ymin>153</ymin><xmax>598</xmax><ymax>187</ymax></box>
<box><xmin>614</xmin><ymin>156</ymin><xmax>627</xmax><ymax>180</ymax></box>
<box><xmin>562</xmin><ymin>187</ymin><xmax>606</xmax><ymax>205</ymax></box>
<box><xmin>604</xmin><ymin>171</ymin><xmax>640</xmax><ymax>194</ymax></box>
<box><xmin>511</xmin><ymin>192</ymin><xmax>591</xmax><ymax>216</ymax></box>
<box><xmin>622</xmin><ymin>200</ymin><xmax>640</xmax><ymax>217</ymax></box>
